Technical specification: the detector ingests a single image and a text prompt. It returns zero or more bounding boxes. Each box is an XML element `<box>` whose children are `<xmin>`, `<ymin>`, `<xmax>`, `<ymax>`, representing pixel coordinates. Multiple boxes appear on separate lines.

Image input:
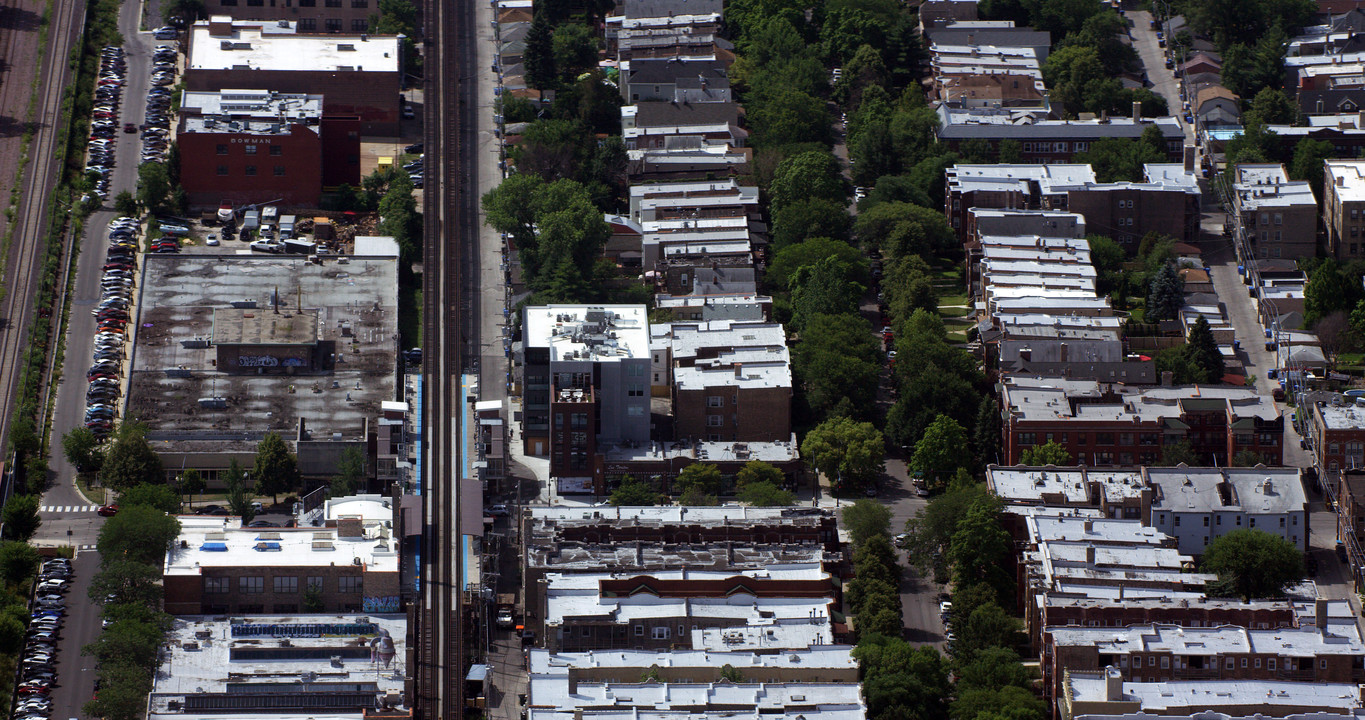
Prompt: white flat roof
<box><xmin>546</xmin><ymin>591</ymin><xmax>833</xmax><ymax>627</ymax></box>
<box><xmin>529</xmin><ymin>710</ymin><xmax>867</xmax><ymax>720</ymax></box>
<box><xmin>1067</xmin><ymin>670</ymin><xmax>1364</xmax><ymax>713</ymax></box>
<box><xmin>530</xmin><ymin>678</ymin><xmax>864</xmax><ymax>712</ymax></box>
<box><xmin>1146</xmin><ymin>467</ymin><xmax>1306</xmax><ymax>515</ymax></box>
<box><xmin>524</xmin><ymin>305</ymin><xmax>651</xmax><ymax>362</ymax></box>
<box><xmin>528</xmin><ymin>646</ymin><xmax>857</xmax><ymax>675</ymax></box>
<box><xmin>189</xmin><ymin>24</ymin><xmax>400</xmax><ymax>73</ymax></box>
<box><xmin>148</xmin><ymin>614</ymin><xmax>406</xmax><ymax>716</ymax></box>
<box><xmin>692</xmin><ymin>624</ymin><xmax>837</xmax><ymax>651</ymax></box>
<box><xmin>1048</xmin><ymin>623</ymin><xmax>1365</xmax><ymax>655</ymax></box>
<box><xmin>165</xmin><ymin>516</ymin><xmax>398</xmax><ymax>575</ymax></box>
<box><xmin>988</xmin><ymin>466</ymin><xmax>1146</xmax><ymax>504</ymax></box>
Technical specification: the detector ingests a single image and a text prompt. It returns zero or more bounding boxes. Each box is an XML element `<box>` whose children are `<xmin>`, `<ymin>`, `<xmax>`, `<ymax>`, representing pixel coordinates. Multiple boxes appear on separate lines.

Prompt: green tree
<box><xmin>952</xmin><ymin>684</ymin><xmax>1046</xmax><ymax>720</ymax></box>
<box><xmin>610</xmin><ymin>477</ymin><xmax>662</xmax><ymax>506</ymax></box>
<box><xmin>97</xmin><ymin>505</ymin><xmax>180</xmax><ymax>566</ymax></box>
<box><xmin>178</xmin><ymin>469</ymin><xmax>204</xmax><ymax>508</ymax></box>
<box><xmin>377</xmin><ymin>173</ymin><xmax>422</xmax><ymax>264</ymax></box>
<box><xmin>1020</xmin><ymin>440</ymin><xmax>1071</xmax><ymax>466</ymax></box>
<box><xmin>1234</xmin><ymin>450</ymin><xmax>1266</xmax><ymax>466</ymax></box>
<box><xmin>2</xmin><ymin>495</ymin><xmax>40</xmax><ymax>541</ymax></box>
<box><xmin>737</xmin><ymin>481</ymin><xmax>796</xmax><ymax>506</ymax></box>
<box><xmin>769</xmin><ymin>151</ymin><xmax>847</xmax><ymax>212</ymax></box>
<box><xmin>224</xmin><ymin>459</ymin><xmax>256</xmax><ymax>523</ymax></box>
<box><xmin>952</xmin><ymin>601</ymin><xmax>1024</xmax><ymax>661</ymax></box>
<box><xmin>85</xmin><ymin>662</ymin><xmax>154</xmax><ymax>720</ymax></box>
<box><xmin>85</xmin><ymin>616</ymin><xmax>166</xmax><ymax>671</ymax></box>
<box><xmin>252</xmin><ymin>432</ymin><xmax>300</xmax><ymax>505</ymax></box>
<box><xmin>901</xmin><ymin>471</ymin><xmax>988</xmax><ymax>575</ymax></box>
<box><xmin>949</xmin><ymin>495</ymin><xmax>1013</xmax><ymax>605</ymax></box>
<box><xmin>0</xmin><ymin>610</ymin><xmax>24</xmax><ymax>654</ymax></box>
<box><xmin>1185</xmin><ymin>315</ymin><xmax>1227</xmax><ymax>383</ymax></box>
<box><xmin>674</xmin><ymin>463</ymin><xmax>722</xmax><ymax>497</ymax></box>
<box><xmin>62</xmin><ymin>426</ymin><xmax>103</xmax><ymax>472</ymax></box>
<box><xmin>1158</xmin><ymin>439</ymin><xmax>1200</xmax><ymax>466</ymax></box>
<box><xmin>330</xmin><ymin>446</ymin><xmax>367</xmax><ymax>498</ymax></box>
<box><xmin>842</xmin><ymin>499</ymin><xmax>893</xmax><ymax>548</ymax></box>
<box><xmin>790</xmin><ymin>256</ymin><xmax>865</xmax><ymax>330</ymax></box>
<box><xmin>118</xmin><ymin>483</ymin><xmax>180</xmax><ymax>514</ymax></box>
<box><xmin>735</xmin><ymin>460</ymin><xmax>785</xmax><ymax>489</ymax></box>
<box><xmin>113</xmin><ymin>191</ymin><xmax>138</xmax><ymax>219</ymax></box>
<box><xmin>803</xmin><ymin>417</ymin><xmax>886</xmax><ymax>492</ymax></box>
<box><xmin>523</xmin><ymin>11</ymin><xmax>557</xmax><ymax>90</ymax></box>
<box><xmin>854</xmin><ymin>202</ymin><xmax>955</xmax><ymax>259</ymax></box>
<box><xmin>1305</xmin><ymin>258</ymin><xmax>1364</xmax><ymax>326</ymax></box>
<box><xmin>954</xmin><ymin>646</ymin><xmax>1037</xmax><ymax>691</ymax></box>
<box><xmin>770</xmin><ymin>199</ymin><xmax>853</xmax><ymax>249</ymax></box>
<box><xmin>101</xmin><ymin>423</ymin><xmax>165</xmax><ymax>490</ymax></box>
<box><xmin>719</xmin><ymin>664</ymin><xmax>745</xmax><ymax>682</ymax></box>
<box><xmin>678</xmin><ymin>487</ymin><xmax>720</xmax><ymax>506</ymax></box>
<box><xmin>0</xmin><ymin>541</ymin><xmax>38</xmax><ymax>586</ymax></box>
<box><xmin>1290</xmin><ymin>137</ymin><xmax>1333</xmax><ymax>200</ymax></box>
<box><xmin>853</xmin><ymin>635</ymin><xmax>951</xmax><ymax>720</ymax></box>
<box><xmin>135</xmin><ymin>162</ymin><xmax>172</xmax><ymax>215</ymax></box>
<box><xmin>1201</xmin><ymin>528</ymin><xmax>1306</xmax><ymax>600</ymax></box>
<box><xmin>1088</xmin><ymin>235</ymin><xmax>1126</xmax><ymax>296</ymax></box>
<box><xmin>1073</xmin><ymin>136</ymin><xmax>1163</xmax><ymax>183</ymax></box>
<box><xmin>1145</xmin><ymin>263</ymin><xmax>1184</xmax><ymax>322</ymax></box>
<box><xmin>791</xmin><ymin>313</ymin><xmax>881</xmax><ymax>420</ymax></box>
<box><xmin>910</xmin><ymin>415</ymin><xmax>970</xmax><ymax>490</ymax></box>
<box><xmin>162</xmin><ymin>0</ymin><xmax>205</xmax><ymax>25</ymax></box>
<box><xmin>88</xmin><ymin>559</ymin><xmax>163</xmax><ymax>608</ymax></box>
<box><xmin>1244</xmin><ymin>87</ymin><xmax>1301</xmax><ymax>126</ymax></box>
<box><xmin>551</xmin><ymin>23</ymin><xmax>599</xmax><ymax>82</ymax></box>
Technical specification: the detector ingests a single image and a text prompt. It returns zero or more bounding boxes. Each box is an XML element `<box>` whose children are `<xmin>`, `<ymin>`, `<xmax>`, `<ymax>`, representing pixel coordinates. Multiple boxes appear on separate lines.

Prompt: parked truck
<box><xmin>279</xmin><ymin>214</ymin><xmax>296</xmax><ymax>239</ymax></box>
<box><xmin>261</xmin><ymin>205</ymin><xmax>278</xmax><ymax>227</ymax></box>
<box><xmin>283</xmin><ymin>238</ymin><xmax>316</xmax><ymax>254</ymax></box>
<box><xmin>242</xmin><ymin>210</ymin><xmax>260</xmax><ymax>232</ymax></box>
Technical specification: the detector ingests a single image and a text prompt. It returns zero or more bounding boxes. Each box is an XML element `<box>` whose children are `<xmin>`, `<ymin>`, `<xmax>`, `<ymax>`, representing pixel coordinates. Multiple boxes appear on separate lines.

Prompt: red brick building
<box><xmin>185</xmin><ymin>18</ymin><xmax>402</xmax><ymax>134</ymax></box>
<box><xmin>177</xmin><ymin>89</ymin><xmax>360</xmax><ymax>207</ymax></box>
<box><xmin>1001</xmin><ymin>378</ymin><xmax>1284</xmax><ymax>467</ymax></box>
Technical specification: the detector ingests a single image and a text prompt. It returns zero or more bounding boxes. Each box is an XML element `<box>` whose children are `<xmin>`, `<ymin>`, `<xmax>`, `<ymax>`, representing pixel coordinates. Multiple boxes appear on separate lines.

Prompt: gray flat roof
<box><xmin>126</xmin><ymin>255</ymin><xmax>397</xmax><ymax>443</ymax></box>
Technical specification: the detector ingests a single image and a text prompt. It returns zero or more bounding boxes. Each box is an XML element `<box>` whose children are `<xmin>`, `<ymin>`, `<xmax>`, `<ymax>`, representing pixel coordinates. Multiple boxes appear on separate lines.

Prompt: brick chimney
<box><xmin>337</xmin><ymin>516</ymin><xmax>364</xmax><ymax>538</ymax></box>
<box><xmin>1317</xmin><ymin>597</ymin><xmax>1329</xmax><ymax>631</ymax></box>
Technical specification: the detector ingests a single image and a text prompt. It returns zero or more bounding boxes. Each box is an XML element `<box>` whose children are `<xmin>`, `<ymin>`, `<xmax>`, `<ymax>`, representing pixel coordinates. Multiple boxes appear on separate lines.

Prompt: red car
<box><xmin>123</xmin><ymin>122</ymin><xmax>136</xmax><ymax>133</ymax></box>
<box><xmin>97</xmin><ymin>504</ymin><xmax>118</xmax><ymax>517</ymax></box>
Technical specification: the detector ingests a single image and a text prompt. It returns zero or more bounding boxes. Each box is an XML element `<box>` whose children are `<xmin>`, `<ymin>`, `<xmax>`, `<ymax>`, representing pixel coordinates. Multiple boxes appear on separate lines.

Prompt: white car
<box><xmin>250</xmin><ymin>240</ymin><xmax>283</xmax><ymax>254</ymax></box>
<box><xmin>205</xmin><ymin>235</ymin><xmax>219</xmax><ymax>246</ymax></box>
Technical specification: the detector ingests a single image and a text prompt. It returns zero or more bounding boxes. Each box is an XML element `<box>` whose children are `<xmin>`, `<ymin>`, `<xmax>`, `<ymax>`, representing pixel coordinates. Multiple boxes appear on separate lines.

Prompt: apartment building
<box><xmin>1066</xmin><ymin>175</ymin><xmax>1201</xmax><ymax>249</ymax></box>
<box><xmin>621</xmin><ymin>102</ymin><xmax>745</xmax><ymax>151</ymax></box>
<box><xmin>1145</xmin><ymin>467</ymin><xmax>1308</xmax><ymax>554</ymax></box>
<box><xmin>1233</xmin><ymin>164</ymin><xmax>1319</xmax><ymax>261</ymax></box>
<box><xmin>527</xmin><ymin>646</ymin><xmax>859</xmax><ymax>684</ymax></box>
<box><xmin>1324</xmin><ymin>160</ymin><xmax>1365</xmax><ymax>260</ymax></box>
<box><xmin>619</xmin><ymin>57</ymin><xmax>730</xmax><ymax>103</ymax></box>
<box><xmin>1060</xmin><ymin>669</ymin><xmax>1365</xmax><ymax>720</ymax></box>
<box><xmin>148</xmin><ymin>614</ymin><xmax>406</xmax><ymax>717</ymax></box>
<box><xmin>524</xmin><ymin>506</ymin><xmax>839</xmax><ymax>552</ymax></box>
<box><xmin>184</xmin><ymin>18</ymin><xmax>402</xmax><ymax>134</ymax></box>
<box><xmin>1000</xmin><ymin>377</ymin><xmax>1284</xmax><ymax>466</ymax></box>
<box><xmin>162</xmin><ymin>513</ymin><xmax>401</xmax><ymax>615</ymax></box>
<box><xmin>664</xmin><ymin>320</ymin><xmax>791</xmax><ymax>443</ymax></box>
<box><xmin>176</xmin><ymin>89</ymin><xmax>361</xmax><ymax>207</ymax></box>
<box><xmin>1042</xmin><ymin>621</ymin><xmax>1365</xmax><ymax>714</ymax></box>
<box><xmin>936</xmin><ymin>106</ymin><xmax>1185</xmax><ymax>165</ymax></box>
<box><xmin>1311</xmin><ymin>401</ymin><xmax>1365</xmax><ymax>475</ymax></box>
<box><xmin>946</xmin><ymin>164</ymin><xmax>1096</xmax><ymax>241</ymax></box>
<box><xmin>199</xmin><ymin>0</ymin><xmax>376</xmax><ymax>33</ymax></box>
<box><xmin>520</xmin><ymin>305</ymin><xmax>652</xmax><ymax>476</ymax></box>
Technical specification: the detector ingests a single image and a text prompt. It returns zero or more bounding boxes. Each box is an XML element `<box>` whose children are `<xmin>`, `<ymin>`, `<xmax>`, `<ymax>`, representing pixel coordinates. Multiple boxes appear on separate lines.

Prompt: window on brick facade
<box><xmin>634</xmin><ymin>625</ymin><xmax>644</xmax><ymax>636</ymax></box>
<box><xmin>220</xmin><ymin>0</ymin><xmax>237</xmax><ymax>5</ymax></box>
<box><xmin>240</xmin><ymin>576</ymin><xmax>264</xmax><ymax>594</ymax></box>
<box><xmin>352</xmin><ymin>18</ymin><xmax>368</xmax><ymax>31</ymax></box>
<box><xmin>325</xmin><ymin>18</ymin><xmax>342</xmax><ymax>31</ymax></box>
<box><xmin>652</xmin><ymin>627</ymin><xmax>670</xmax><ymax>639</ymax></box>
<box><xmin>338</xmin><ymin>576</ymin><xmax>363</xmax><ymax>593</ymax></box>
<box><xmin>1268</xmin><ymin>659</ymin><xmax>1277</xmax><ymax>670</ymax></box>
<box><xmin>269</xmin><ymin>145</ymin><xmax>282</xmax><ymax>156</ymax></box>
<box><xmin>216</xmin><ymin>144</ymin><xmax>228</xmax><ymax>155</ymax></box>
<box><xmin>298</xmin><ymin>16</ymin><xmax>316</xmax><ymax>28</ymax></box>
<box><xmin>217</xmin><ymin>166</ymin><xmax>228</xmax><ymax>176</ymax></box>
<box><xmin>246</xmin><ymin>0</ymin><xmax>262</xmax><ymax>5</ymax></box>
<box><xmin>274</xmin><ymin>576</ymin><xmax>298</xmax><ymax>594</ymax></box>
<box><xmin>706</xmin><ymin>415</ymin><xmax>723</xmax><ymax>427</ymax></box>
<box><xmin>205</xmin><ymin>576</ymin><xmax>230</xmax><ymax>593</ymax></box>
<box><xmin>274</xmin><ymin>166</ymin><xmax>286</xmax><ymax>176</ymax></box>
<box><xmin>244</xmin><ymin>144</ymin><xmax>257</xmax><ymax>155</ymax></box>
<box><xmin>308</xmin><ymin>576</ymin><xmax>324</xmax><ymax>592</ymax></box>
<box><xmin>244</xmin><ymin>165</ymin><xmax>257</xmax><ymax>176</ymax></box>
<box><xmin>706</xmin><ymin>396</ymin><xmax>724</xmax><ymax>407</ymax></box>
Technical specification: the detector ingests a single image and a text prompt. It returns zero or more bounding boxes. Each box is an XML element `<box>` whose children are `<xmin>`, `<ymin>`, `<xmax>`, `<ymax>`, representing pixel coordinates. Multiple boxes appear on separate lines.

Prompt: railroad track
<box><xmin>415</xmin><ymin>0</ymin><xmax>480</xmax><ymax>711</ymax></box>
<box><xmin>0</xmin><ymin>0</ymin><xmax>82</xmax><ymax>456</ymax></box>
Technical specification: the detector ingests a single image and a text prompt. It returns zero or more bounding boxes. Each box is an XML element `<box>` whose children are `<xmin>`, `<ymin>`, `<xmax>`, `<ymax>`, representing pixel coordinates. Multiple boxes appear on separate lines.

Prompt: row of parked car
<box><xmin>87</xmin><ymin>46</ymin><xmax>127</xmax><ymax>201</ymax></box>
<box><xmin>15</xmin><ymin>558</ymin><xmax>73</xmax><ymax>720</ymax></box>
<box><xmin>140</xmin><ymin>45</ymin><xmax>177</xmax><ymax>164</ymax></box>
<box><xmin>87</xmin><ymin>217</ymin><xmax>141</xmax><ymax>440</ymax></box>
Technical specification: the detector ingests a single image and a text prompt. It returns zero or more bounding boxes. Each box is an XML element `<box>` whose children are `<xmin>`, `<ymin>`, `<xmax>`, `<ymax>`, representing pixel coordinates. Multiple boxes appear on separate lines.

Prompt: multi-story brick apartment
<box><xmin>1312</xmin><ymin>401</ymin><xmax>1365</xmax><ymax>478</ymax></box>
<box><xmin>527</xmin><ymin>646</ymin><xmax>859</xmax><ymax>685</ymax></box>
<box><xmin>1232</xmin><ymin>164</ymin><xmax>1318</xmax><ymax>262</ymax></box>
<box><xmin>197</xmin><ymin>0</ymin><xmax>376</xmax><ymax>34</ymax></box>
<box><xmin>1059</xmin><ymin>670</ymin><xmax>1365</xmax><ymax>720</ymax></box>
<box><xmin>660</xmin><ymin>320</ymin><xmax>791</xmax><ymax>443</ymax></box>
<box><xmin>945</xmin><ymin>162</ymin><xmax>1200</xmax><ymax>247</ymax></box>
<box><xmin>176</xmin><ymin>89</ymin><xmax>361</xmax><ymax>207</ymax></box>
<box><xmin>519</xmin><ymin>305</ymin><xmax>652</xmax><ymax>477</ymax></box>
<box><xmin>163</xmin><ymin>507</ymin><xmax>400</xmax><ymax>615</ymax></box>
<box><xmin>1042</xmin><ymin>619</ymin><xmax>1365</xmax><ymax>716</ymax></box>
<box><xmin>1000</xmin><ymin>377</ymin><xmax>1284</xmax><ymax>466</ymax></box>
<box><xmin>936</xmin><ymin>106</ymin><xmax>1185</xmax><ymax>165</ymax></box>
<box><xmin>524</xmin><ymin>506</ymin><xmax>840</xmax><ymax>551</ymax></box>
<box><xmin>184</xmin><ymin>18</ymin><xmax>402</xmax><ymax>134</ymax></box>
<box><xmin>1337</xmin><ymin>468</ymin><xmax>1365</xmax><ymax>591</ymax></box>
<box><xmin>1323</xmin><ymin>160</ymin><xmax>1365</xmax><ymax>260</ymax></box>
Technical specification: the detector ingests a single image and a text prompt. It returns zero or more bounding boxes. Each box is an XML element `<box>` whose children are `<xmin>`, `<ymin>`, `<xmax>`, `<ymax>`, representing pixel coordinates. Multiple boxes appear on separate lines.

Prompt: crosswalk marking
<box><xmin>39</xmin><ymin>505</ymin><xmax>99</xmax><ymax>513</ymax></box>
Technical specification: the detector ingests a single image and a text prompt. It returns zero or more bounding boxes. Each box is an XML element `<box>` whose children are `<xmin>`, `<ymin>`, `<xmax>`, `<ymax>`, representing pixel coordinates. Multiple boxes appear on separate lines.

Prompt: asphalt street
<box><xmin>45</xmin><ymin>551</ymin><xmax>101</xmax><ymax>720</ymax></box>
<box><xmin>1127</xmin><ymin>9</ymin><xmax>1194</xmax><ymax>146</ymax></box>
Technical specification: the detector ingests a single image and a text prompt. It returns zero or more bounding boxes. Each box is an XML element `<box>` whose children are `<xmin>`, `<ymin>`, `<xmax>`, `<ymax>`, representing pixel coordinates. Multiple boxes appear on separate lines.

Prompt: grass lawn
<box><xmin>938</xmin><ymin>294</ymin><xmax>968</xmax><ymax>306</ymax></box>
<box><xmin>939</xmin><ymin>306</ymin><xmax>970</xmax><ymax>318</ymax></box>
<box><xmin>1339</xmin><ymin>352</ymin><xmax>1364</xmax><ymax>368</ymax></box>
<box><xmin>398</xmin><ymin>283</ymin><xmax>422</xmax><ymax>349</ymax></box>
